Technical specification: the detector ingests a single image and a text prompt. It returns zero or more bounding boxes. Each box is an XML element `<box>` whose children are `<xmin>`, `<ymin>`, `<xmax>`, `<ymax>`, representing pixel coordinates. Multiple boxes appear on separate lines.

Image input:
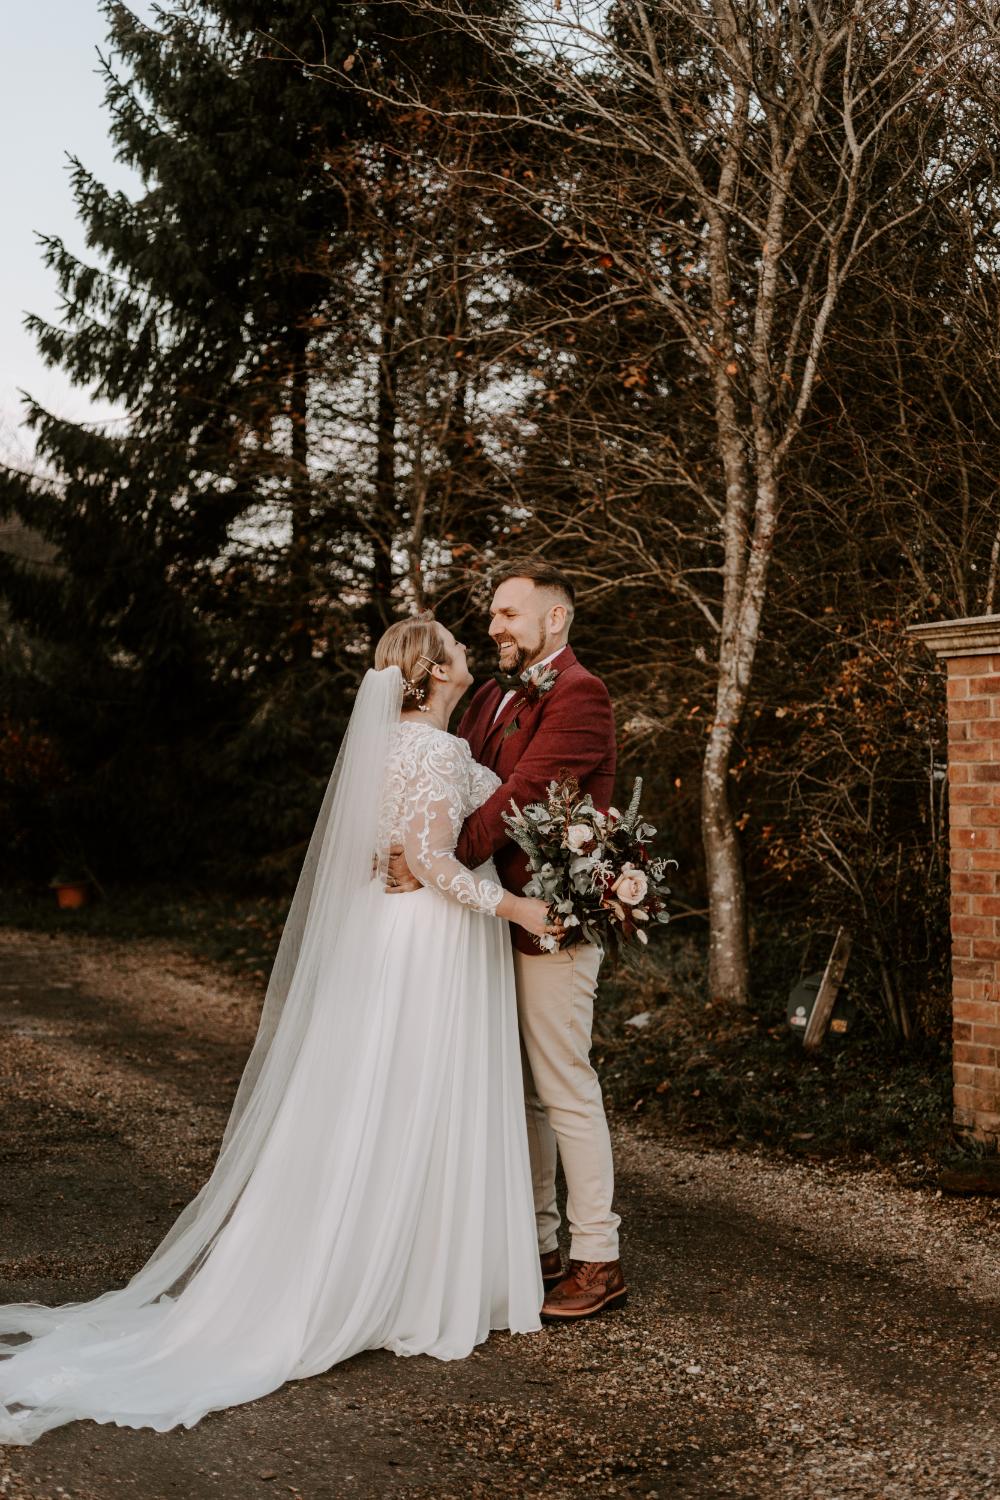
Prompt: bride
<box><xmin>0</xmin><ymin>617</ymin><xmax>560</xmax><ymax>1444</ymax></box>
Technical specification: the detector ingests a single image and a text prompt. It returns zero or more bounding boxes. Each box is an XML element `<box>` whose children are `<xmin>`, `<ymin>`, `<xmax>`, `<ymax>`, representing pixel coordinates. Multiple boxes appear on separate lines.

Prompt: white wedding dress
<box><xmin>0</xmin><ymin>674</ymin><xmax>542</xmax><ymax>1444</ymax></box>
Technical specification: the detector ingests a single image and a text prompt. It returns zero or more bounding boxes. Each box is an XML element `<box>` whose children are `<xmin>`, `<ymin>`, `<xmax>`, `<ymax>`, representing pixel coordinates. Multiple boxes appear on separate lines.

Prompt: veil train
<box><xmin>0</xmin><ymin>667</ymin><xmax>406</xmax><ymax>1444</ymax></box>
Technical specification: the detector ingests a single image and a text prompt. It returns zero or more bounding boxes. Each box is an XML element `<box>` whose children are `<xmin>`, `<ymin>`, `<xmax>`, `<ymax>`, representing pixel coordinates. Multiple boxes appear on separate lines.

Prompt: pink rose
<box><xmin>611</xmin><ymin>866</ymin><xmax>648</xmax><ymax>906</ymax></box>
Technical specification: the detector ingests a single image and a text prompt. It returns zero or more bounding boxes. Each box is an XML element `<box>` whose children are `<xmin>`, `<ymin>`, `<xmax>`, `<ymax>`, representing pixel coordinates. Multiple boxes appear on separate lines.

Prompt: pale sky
<box><xmin>0</xmin><ymin>2</ymin><xmax>158</xmax><ymax>467</ymax></box>
<box><xmin>0</xmin><ymin>4</ymin><xmax>596</xmax><ymax>476</ymax></box>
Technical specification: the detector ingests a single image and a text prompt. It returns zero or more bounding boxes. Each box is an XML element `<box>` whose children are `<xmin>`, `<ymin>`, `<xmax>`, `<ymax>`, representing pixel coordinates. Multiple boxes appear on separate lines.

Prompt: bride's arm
<box><xmin>399</xmin><ymin>772</ymin><xmax>557</xmax><ymax>938</ymax></box>
<box><xmin>401</xmin><ymin>785</ymin><xmax>504</xmax><ymax>914</ymax></box>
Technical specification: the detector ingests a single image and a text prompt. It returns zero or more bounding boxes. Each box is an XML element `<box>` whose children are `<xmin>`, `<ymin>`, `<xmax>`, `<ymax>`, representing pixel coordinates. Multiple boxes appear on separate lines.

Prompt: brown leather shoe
<box><xmin>541</xmin><ymin>1259</ymin><xmax>627</xmax><ymax>1321</ymax></box>
<box><xmin>539</xmin><ymin>1249</ymin><xmax>564</xmax><ymax>1289</ymax></box>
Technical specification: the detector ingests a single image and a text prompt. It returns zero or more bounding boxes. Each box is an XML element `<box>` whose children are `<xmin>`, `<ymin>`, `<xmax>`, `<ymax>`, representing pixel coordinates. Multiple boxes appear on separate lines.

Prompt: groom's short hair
<box><xmin>493</xmin><ymin>558</ymin><xmax>576</xmax><ymax>617</ymax></box>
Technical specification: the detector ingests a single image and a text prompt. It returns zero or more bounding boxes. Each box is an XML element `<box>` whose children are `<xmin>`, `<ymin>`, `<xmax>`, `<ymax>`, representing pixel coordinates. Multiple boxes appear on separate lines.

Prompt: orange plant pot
<box><xmin>54</xmin><ymin>882</ymin><xmax>89</xmax><ymax>910</ymax></box>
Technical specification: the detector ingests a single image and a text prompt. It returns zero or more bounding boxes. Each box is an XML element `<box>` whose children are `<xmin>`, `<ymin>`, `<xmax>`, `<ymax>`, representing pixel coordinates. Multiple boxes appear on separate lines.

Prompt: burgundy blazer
<box><xmin>455</xmin><ymin>646</ymin><xmax>617</xmax><ymax>955</ymax></box>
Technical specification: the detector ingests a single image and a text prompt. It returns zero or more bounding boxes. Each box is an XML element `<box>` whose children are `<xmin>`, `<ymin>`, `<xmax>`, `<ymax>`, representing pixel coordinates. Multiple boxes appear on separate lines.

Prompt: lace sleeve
<box><xmin>399</xmin><ymin>735</ymin><xmax>505</xmax><ymax>917</ymax></box>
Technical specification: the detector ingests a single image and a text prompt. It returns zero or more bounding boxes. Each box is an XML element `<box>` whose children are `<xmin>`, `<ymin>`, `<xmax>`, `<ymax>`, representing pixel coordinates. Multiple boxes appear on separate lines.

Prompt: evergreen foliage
<box><xmin>1</xmin><ymin>2</ymin><xmax>376</xmax><ymax>880</ymax></box>
<box><xmin>0</xmin><ymin>2</ymin><xmax>525</xmax><ymax>885</ymax></box>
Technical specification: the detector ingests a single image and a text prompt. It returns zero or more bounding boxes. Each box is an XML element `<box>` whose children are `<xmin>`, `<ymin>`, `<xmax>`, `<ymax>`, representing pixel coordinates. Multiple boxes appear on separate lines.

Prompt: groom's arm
<box><xmin>455</xmin><ymin>675</ymin><xmax>616</xmax><ymax>870</ymax></box>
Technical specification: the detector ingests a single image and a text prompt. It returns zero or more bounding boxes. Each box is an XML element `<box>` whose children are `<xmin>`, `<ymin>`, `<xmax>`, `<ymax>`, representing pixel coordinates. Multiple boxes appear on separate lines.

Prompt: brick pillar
<box><xmin>909</xmin><ymin>615</ymin><xmax>1000</xmax><ymax>1143</ymax></box>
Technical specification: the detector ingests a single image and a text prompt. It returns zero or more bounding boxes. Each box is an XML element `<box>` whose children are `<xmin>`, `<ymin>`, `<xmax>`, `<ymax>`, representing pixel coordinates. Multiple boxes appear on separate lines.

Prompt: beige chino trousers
<box><xmin>513</xmin><ymin>941</ymin><xmax>621</xmax><ymax>1263</ymax></box>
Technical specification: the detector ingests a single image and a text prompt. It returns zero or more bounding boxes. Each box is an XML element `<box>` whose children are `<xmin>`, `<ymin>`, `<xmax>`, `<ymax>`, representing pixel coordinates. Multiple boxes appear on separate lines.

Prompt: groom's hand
<box><xmin>385</xmin><ymin>844</ymin><xmax>421</xmax><ymax>894</ymax></box>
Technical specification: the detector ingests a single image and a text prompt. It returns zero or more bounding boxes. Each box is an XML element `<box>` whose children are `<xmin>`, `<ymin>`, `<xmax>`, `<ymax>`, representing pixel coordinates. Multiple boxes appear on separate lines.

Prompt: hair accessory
<box><xmin>403</xmin><ymin>674</ymin><xmax>431</xmax><ymax>711</ymax></box>
<box><xmin>402</xmin><ymin>650</ymin><xmax>442</xmax><ymax>712</ymax></box>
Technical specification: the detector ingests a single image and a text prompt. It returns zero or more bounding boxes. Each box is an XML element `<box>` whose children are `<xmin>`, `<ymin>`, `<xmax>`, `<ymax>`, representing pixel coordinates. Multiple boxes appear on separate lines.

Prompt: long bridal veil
<box><xmin>0</xmin><ymin>666</ymin><xmax>405</xmax><ymax>1444</ymax></box>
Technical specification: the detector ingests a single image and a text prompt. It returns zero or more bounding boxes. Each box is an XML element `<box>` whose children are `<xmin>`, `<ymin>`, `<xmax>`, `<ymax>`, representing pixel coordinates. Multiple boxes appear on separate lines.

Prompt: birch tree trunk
<box><xmin>287</xmin><ymin>320</ymin><xmax>313</xmax><ymax>664</ymax></box>
<box><xmin>368</xmin><ymin>152</ymin><xmax>399</xmax><ymax>644</ymax></box>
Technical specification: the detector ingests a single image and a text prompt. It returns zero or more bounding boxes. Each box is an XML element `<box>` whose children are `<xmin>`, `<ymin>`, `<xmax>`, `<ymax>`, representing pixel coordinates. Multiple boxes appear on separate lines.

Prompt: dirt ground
<box><xmin>0</xmin><ymin>926</ymin><xmax>999</xmax><ymax>1500</ymax></box>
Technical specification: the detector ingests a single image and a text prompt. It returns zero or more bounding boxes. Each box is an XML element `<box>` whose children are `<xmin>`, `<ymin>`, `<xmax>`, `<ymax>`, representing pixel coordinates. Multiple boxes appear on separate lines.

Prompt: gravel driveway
<box><xmin>0</xmin><ymin>927</ymin><xmax>998</xmax><ymax>1499</ymax></box>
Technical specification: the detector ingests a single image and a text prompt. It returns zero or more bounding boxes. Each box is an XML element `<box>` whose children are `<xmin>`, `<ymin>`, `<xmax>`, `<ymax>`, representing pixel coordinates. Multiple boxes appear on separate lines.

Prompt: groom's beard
<box><xmin>496</xmin><ymin>628</ymin><xmax>546</xmax><ymax>677</ymax></box>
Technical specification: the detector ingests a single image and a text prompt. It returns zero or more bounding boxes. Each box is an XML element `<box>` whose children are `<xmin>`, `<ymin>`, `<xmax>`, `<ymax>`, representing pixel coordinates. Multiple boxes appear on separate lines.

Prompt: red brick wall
<box><xmin>947</xmin><ymin>654</ymin><xmax>1000</xmax><ymax>1138</ymax></box>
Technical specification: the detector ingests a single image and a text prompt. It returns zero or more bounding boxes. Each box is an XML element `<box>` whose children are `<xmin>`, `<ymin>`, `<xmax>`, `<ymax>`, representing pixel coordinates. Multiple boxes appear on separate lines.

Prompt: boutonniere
<box><xmin>501</xmin><ymin>663</ymin><xmax>559</xmax><ymax>739</ymax></box>
<box><xmin>520</xmin><ymin>662</ymin><xmax>559</xmax><ymax>704</ymax></box>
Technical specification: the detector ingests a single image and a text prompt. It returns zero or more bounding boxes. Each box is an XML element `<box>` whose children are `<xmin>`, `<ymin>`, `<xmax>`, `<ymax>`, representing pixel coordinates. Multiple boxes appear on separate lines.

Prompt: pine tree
<box><xmin>0</xmin><ymin>1</ymin><xmax>372</xmax><ymax>879</ymax></box>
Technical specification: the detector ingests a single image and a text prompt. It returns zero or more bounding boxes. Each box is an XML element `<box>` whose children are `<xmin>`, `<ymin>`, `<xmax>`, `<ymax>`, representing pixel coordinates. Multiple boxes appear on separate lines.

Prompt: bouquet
<box><xmin>502</xmin><ymin>776</ymin><xmax>674</xmax><ymax>952</ymax></box>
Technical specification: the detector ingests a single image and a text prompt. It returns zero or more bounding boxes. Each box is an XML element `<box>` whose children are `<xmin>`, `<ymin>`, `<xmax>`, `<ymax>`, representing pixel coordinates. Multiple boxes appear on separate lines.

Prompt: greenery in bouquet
<box><xmin>502</xmin><ymin>777</ymin><xmax>674</xmax><ymax>953</ymax></box>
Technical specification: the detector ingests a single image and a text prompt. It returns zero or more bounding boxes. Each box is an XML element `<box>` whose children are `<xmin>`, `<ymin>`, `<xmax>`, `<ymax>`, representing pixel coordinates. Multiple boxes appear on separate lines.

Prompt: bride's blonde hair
<box><xmin>374</xmin><ymin>615</ymin><xmax>449</xmax><ymax>711</ymax></box>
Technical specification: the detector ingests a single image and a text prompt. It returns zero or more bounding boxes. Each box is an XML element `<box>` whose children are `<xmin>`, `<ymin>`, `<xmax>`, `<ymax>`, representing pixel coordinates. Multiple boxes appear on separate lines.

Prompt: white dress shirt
<box><xmin>491</xmin><ymin>646</ymin><xmax>568</xmax><ymax>724</ymax></box>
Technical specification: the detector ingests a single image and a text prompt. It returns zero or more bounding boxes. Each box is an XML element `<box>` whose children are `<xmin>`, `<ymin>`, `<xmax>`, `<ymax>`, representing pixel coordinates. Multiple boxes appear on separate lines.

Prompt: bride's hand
<box><xmin>514</xmin><ymin>898</ymin><xmax>565</xmax><ymax>943</ymax></box>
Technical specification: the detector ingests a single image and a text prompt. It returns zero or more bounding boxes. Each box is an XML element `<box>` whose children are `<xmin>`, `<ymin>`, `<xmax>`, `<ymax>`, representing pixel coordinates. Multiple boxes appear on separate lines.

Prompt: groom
<box><xmin>391</xmin><ymin>559</ymin><xmax>625</xmax><ymax>1319</ymax></box>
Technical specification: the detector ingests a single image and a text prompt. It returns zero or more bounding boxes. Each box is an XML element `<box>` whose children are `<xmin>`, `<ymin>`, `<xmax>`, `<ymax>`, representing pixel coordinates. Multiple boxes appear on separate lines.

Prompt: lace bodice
<box><xmin>378</xmin><ymin>722</ymin><xmax>505</xmax><ymax>916</ymax></box>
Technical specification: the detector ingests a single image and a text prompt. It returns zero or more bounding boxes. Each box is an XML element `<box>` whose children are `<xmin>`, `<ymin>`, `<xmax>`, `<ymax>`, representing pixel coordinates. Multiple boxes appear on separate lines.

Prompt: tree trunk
<box><xmin>288</xmin><ymin>319</ymin><xmax>311</xmax><ymax>664</ymax></box>
<box><xmin>366</xmin><ymin>158</ymin><xmax>398</xmax><ymax>647</ymax></box>
<box><xmin>701</xmin><ymin>674</ymin><xmax>750</xmax><ymax>1005</ymax></box>
<box><xmin>372</xmin><ymin>281</ymin><xmax>396</xmax><ymax>622</ymax></box>
<box><xmin>701</xmin><ymin>458</ymin><xmax>780</xmax><ymax>1005</ymax></box>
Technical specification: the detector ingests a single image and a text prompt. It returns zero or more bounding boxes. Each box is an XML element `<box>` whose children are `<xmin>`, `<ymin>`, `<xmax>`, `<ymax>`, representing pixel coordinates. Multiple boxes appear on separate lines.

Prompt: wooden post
<box><xmin>802</xmin><ymin>928</ymin><xmax>852</xmax><ymax>1052</ymax></box>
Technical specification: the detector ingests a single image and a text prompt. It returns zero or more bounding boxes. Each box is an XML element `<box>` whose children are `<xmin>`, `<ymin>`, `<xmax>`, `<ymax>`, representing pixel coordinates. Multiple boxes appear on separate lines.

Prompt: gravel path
<box><xmin>0</xmin><ymin>926</ymin><xmax>998</xmax><ymax>1499</ymax></box>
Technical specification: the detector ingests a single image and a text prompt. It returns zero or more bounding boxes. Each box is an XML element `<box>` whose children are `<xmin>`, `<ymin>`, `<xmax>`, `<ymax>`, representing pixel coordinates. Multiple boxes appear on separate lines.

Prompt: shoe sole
<box><xmin>540</xmin><ymin>1287</ymin><xmax>628</xmax><ymax>1322</ymax></box>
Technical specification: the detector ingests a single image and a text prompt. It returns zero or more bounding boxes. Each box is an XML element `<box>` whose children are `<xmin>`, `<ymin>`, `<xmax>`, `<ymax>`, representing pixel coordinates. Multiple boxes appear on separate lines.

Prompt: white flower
<box><xmin>522</xmin><ymin>663</ymin><xmax>559</xmax><ymax>696</ymax></box>
<box><xmin>612</xmin><ymin>865</ymin><xmax>648</xmax><ymax>905</ymax></box>
<box><xmin>566</xmin><ymin>823</ymin><xmax>593</xmax><ymax>852</ymax></box>
<box><xmin>537</xmin><ymin>933</ymin><xmax>559</xmax><ymax>953</ymax></box>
